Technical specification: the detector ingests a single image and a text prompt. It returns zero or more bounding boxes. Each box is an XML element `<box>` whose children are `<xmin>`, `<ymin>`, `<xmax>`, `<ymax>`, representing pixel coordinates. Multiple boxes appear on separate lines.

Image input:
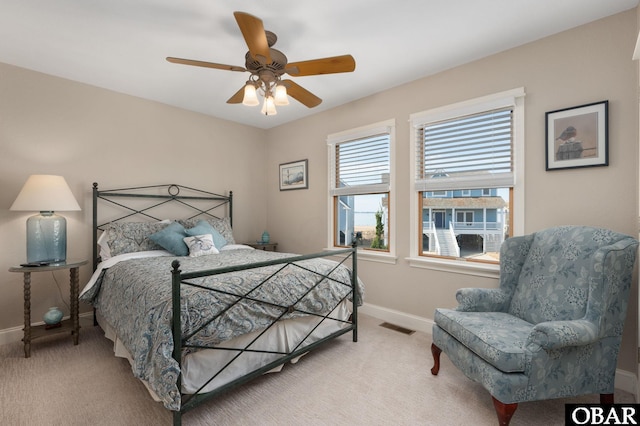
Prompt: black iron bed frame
<box><xmin>92</xmin><ymin>183</ymin><xmax>359</xmax><ymax>425</ymax></box>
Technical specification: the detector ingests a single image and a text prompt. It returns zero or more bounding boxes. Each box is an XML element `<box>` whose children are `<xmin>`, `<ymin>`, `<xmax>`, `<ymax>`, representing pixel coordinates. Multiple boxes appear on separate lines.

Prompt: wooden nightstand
<box><xmin>245</xmin><ymin>242</ymin><xmax>278</xmax><ymax>252</ymax></box>
<box><xmin>9</xmin><ymin>259</ymin><xmax>88</xmax><ymax>358</ymax></box>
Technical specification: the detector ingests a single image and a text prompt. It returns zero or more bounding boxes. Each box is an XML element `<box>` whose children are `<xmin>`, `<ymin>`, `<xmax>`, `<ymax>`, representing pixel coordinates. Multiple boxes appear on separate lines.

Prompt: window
<box><xmin>328</xmin><ymin>120</ymin><xmax>395</xmax><ymax>256</ymax></box>
<box><xmin>456</xmin><ymin>211</ymin><xmax>474</xmax><ymax>225</ymax></box>
<box><xmin>409</xmin><ymin>89</ymin><xmax>525</xmax><ymax>267</ymax></box>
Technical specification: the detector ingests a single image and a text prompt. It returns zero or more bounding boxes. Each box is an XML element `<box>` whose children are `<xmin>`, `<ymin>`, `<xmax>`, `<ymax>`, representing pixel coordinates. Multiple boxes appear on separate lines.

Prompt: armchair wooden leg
<box><xmin>430</xmin><ymin>343</ymin><xmax>442</xmax><ymax>375</ymax></box>
<box><xmin>492</xmin><ymin>397</ymin><xmax>518</xmax><ymax>426</ymax></box>
<box><xmin>600</xmin><ymin>393</ymin><xmax>614</xmax><ymax>404</ymax></box>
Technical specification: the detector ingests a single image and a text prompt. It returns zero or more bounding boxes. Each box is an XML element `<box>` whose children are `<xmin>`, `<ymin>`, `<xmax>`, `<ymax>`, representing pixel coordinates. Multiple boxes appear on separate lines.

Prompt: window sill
<box><xmin>324</xmin><ymin>248</ymin><xmax>398</xmax><ymax>265</ymax></box>
<box><xmin>406</xmin><ymin>256</ymin><xmax>499</xmax><ymax>279</ymax></box>
<box><xmin>358</xmin><ymin>250</ymin><xmax>397</xmax><ymax>264</ymax></box>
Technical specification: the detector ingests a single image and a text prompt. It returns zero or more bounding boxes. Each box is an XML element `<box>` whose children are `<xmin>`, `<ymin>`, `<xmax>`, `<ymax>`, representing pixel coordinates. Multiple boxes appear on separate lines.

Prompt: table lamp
<box><xmin>10</xmin><ymin>175</ymin><xmax>81</xmax><ymax>263</ymax></box>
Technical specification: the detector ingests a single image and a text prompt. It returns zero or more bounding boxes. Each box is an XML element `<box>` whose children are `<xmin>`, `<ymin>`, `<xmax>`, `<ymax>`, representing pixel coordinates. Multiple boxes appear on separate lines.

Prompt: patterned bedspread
<box><xmin>80</xmin><ymin>248</ymin><xmax>363</xmax><ymax>410</ymax></box>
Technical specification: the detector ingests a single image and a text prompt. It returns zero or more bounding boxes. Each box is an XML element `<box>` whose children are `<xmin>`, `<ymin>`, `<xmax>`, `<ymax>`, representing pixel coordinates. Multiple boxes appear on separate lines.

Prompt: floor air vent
<box><xmin>379</xmin><ymin>322</ymin><xmax>415</xmax><ymax>335</ymax></box>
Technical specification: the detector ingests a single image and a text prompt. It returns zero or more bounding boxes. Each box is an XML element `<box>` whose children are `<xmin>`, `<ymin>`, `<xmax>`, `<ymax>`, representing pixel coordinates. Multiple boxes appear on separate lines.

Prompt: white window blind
<box><xmin>330</xmin><ymin>134</ymin><xmax>390</xmax><ymax>196</ymax></box>
<box><xmin>415</xmin><ymin>107</ymin><xmax>514</xmax><ymax>191</ymax></box>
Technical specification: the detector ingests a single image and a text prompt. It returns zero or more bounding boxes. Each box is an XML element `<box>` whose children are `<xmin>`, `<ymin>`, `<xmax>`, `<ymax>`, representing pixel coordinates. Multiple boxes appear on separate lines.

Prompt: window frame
<box><xmin>327</xmin><ymin>119</ymin><xmax>397</xmax><ymax>263</ymax></box>
<box><xmin>408</xmin><ymin>88</ymin><xmax>525</xmax><ymax>277</ymax></box>
<box><xmin>456</xmin><ymin>211</ymin><xmax>474</xmax><ymax>225</ymax></box>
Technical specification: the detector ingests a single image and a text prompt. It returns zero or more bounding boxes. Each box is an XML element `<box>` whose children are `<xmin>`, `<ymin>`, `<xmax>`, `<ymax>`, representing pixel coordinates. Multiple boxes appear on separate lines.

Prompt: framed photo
<box><xmin>545</xmin><ymin>100</ymin><xmax>608</xmax><ymax>171</ymax></box>
<box><xmin>279</xmin><ymin>159</ymin><xmax>308</xmax><ymax>191</ymax></box>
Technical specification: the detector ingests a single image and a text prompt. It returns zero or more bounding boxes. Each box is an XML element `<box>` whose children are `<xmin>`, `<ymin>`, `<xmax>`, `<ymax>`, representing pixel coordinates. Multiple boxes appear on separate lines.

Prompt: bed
<box><xmin>80</xmin><ymin>183</ymin><xmax>362</xmax><ymax>425</ymax></box>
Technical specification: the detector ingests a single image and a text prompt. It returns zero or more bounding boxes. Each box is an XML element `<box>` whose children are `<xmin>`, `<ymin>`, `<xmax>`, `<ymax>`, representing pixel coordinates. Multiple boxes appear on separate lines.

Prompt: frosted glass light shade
<box><xmin>261</xmin><ymin>96</ymin><xmax>277</xmax><ymax>115</ymax></box>
<box><xmin>11</xmin><ymin>175</ymin><xmax>80</xmax><ymax>263</ymax></box>
<box><xmin>242</xmin><ymin>84</ymin><xmax>259</xmax><ymax>106</ymax></box>
<box><xmin>274</xmin><ymin>84</ymin><xmax>289</xmax><ymax>106</ymax></box>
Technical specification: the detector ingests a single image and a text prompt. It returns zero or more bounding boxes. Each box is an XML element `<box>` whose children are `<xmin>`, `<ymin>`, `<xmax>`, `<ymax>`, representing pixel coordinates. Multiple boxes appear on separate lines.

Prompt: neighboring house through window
<box><xmin>409</xmin><ymin>88</ymin><xmax>525</xmax><ymax>268</ymax></box>
<box><xmin>328</xmin><ymin>119</ymin><xmax>395</xmax><ymax>258</ymax></box>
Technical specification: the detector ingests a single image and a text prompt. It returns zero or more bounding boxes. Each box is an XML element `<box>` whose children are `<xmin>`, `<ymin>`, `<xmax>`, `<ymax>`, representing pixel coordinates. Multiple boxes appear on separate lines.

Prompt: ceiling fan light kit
<box><xmin>242</xmin><ymin>77</ymin><xmax>288</xmax><ymax>115</ymax></box>
<box><xmin>167</xmin><ymin>11</ymin><xmax>355</xmax><ymax>116</ymax></box>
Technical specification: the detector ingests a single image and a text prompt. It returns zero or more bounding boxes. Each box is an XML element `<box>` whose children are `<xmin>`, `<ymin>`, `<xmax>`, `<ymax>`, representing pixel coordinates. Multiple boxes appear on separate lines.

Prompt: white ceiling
<box><xmin>0</xmin><ymin>1</ymin><xmax>637</xmax><ymax>129</ymax></box>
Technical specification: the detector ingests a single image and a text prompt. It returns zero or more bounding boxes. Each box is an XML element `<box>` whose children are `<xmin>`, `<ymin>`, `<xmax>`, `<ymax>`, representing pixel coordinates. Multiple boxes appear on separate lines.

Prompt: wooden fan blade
<box><xmin>226</xmin><ymin>86</ymin><xmax>245</xmax><ymax>104</ymax></box>
<box><xmin>166</xmin><ymin>57</ymin><xmax>246</xmax><ymax>72</ymax></box>
<box><xmin>281</xmin><ymin>80</ymin><xmax>322</xmax><ymax>108</ymax></box>
<box><xmin>286</xmin><ymin>54</ymin><xmax>355</xmax><ymax>76</ymax></box>
<box><xmin>233</xmin><ymin>11</ymin><xmax>272</xmax><ymax>64</ymax></box>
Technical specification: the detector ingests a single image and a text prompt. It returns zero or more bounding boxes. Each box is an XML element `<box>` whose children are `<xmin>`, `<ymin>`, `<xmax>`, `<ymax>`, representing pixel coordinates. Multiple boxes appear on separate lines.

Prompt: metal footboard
<box><xmin>90</xmin><ymin>182</ymin><xmax>358</xmax><ymax>424</ymax></box>
<box><xmin>170</xmin><ymin>246</ymin><xmax>358</xmax><ymax>425</ymax></box>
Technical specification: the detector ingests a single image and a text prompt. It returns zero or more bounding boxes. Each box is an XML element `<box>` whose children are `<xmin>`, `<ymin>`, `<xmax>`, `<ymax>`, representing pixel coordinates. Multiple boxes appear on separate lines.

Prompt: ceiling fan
<box><xmin>166</xmin><ymin>11</ymin><xmax>356</xmax><ymax>115</ymax></box>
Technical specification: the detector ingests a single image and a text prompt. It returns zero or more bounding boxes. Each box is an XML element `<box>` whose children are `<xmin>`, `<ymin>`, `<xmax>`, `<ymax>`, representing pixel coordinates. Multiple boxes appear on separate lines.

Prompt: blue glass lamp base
<box><xmin>26</xmin><ymin>212</ymin><xmax>67</xmax><ymax>263</ymax></box>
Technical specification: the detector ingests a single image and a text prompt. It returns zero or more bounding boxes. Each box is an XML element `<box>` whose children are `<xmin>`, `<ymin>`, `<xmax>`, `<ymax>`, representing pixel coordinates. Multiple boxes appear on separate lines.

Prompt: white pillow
<box><xmin>183</xmin><ymin>234</ymin><xmax>219</xmax><ymax>257</ymax></box>
<box><xmin>97</xmin><ymin>231</ymin><xmax>111</xmax><ymax>261</ymax></box>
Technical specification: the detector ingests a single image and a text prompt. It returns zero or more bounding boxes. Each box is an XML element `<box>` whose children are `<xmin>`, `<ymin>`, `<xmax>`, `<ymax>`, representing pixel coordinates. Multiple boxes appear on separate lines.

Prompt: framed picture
<box><xmin>279</xmin><ymin>159</ymin><xmax>308</xmax><ymax>191</ymax></box>
<box><xmin>545</xmin><ymin>100</ymin><xmax>608</xmax><ymax>171</ymax></box>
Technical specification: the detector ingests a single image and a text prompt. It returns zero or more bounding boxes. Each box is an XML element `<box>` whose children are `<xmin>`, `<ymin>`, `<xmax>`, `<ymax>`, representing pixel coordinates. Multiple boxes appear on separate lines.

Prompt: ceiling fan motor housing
<box><xmin>245</xmin><ymin>48</ymin><xmax>287</xmax><ymax>73</ymax></box>
<box><xmin>245</xmin><ymin>47</ymin><xmax>287</xmax><ymax>86</ymax></box>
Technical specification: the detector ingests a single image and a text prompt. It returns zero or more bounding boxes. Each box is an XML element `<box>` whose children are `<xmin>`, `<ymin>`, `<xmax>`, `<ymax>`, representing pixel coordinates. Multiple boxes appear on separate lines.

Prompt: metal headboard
<box><xmin>92</xmin><ymin>183</ymin><xmax>232</xmax><ymax>272</ymax></box>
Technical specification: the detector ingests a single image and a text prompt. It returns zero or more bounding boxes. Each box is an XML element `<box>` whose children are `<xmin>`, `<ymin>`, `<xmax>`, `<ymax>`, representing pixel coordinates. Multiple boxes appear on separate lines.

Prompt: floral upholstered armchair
<box><xmin>430</xmin><ymin>226</ymin><xmax>638</xmax><ymax>425</ymax></box>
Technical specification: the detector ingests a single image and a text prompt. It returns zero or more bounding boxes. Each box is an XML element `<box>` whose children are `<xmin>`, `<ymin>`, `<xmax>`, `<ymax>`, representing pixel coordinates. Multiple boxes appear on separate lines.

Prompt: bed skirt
<box><xmin>95</xmin><ymin>300</ymin><xmax>351</xmax><ymax>401</ymax></box>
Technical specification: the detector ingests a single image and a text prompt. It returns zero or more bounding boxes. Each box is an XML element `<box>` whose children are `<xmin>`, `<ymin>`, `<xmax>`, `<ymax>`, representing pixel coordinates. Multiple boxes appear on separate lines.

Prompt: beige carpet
<box><xmin>0</xmin><ymin>314</ymin><xmax>634</xmax><ymax>426</ymax></box>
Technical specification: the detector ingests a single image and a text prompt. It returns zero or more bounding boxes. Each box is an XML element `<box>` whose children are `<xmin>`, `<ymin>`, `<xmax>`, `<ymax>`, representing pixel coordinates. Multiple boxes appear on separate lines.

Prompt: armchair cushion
<box><xmin>434</xmin><ymin>308</ymin><xmax>533</xmax><ymax>373</ymax></box>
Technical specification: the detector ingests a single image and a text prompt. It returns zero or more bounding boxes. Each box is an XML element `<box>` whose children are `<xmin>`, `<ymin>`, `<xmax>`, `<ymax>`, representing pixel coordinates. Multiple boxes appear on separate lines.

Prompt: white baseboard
<box><xmin>359</xmin><ymin>302</ymin><xmax>434</xmax><ymax>334</ymax></box>
<box><xmin>0</xmin><ymin>312</ymin><xmax>94</xmax><ymax>346</ymax></box>
<box><xmin>616</xmin><ymin>368</ymin><xmax>638</xmax><ymax>399</ymax></box>
<box><xmin>359</xmin><ymin>302</ymin><xmax>637</xmax><ymax>400</ymax></box>
<box><xmin>0</xmin><ymin>324</ymin><xmax>23</xmax><ymax>346</ymax></box>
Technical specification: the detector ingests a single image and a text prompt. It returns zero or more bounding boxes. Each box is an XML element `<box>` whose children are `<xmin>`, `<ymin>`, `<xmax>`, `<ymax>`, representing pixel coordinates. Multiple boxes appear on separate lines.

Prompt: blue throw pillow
<box><xmin>149</xmin><ymin>222</ymin><xmax>189</xmax><ymax>256</ymax></box>
<box><xmin>186</xmin><ymin>220</ymin><xmax>227</xmax><ymax>249</ymax></box>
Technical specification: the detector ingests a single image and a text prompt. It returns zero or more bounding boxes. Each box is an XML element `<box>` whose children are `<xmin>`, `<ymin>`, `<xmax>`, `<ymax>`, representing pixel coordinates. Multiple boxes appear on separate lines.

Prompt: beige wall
<box><xmin>0</xmin><ymin>62</ymin><xmax>267</xmax><ymax>334</ymax></box>
<box><xmin>266</xmin><ymin>10</ymin><xmax>640</xmax><ymax>372</ymax></box>
<box><xmin>0</xmin><ymin>9</ymin><xmax>638</xmax><ymax>377</ymax></box>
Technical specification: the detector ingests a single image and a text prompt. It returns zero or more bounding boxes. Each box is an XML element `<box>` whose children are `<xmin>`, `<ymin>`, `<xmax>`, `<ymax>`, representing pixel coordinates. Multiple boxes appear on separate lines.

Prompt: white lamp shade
<box><xmin>10</xmin><ymin>175</ymin><xmax>81</xmax><ymax>212</ymax></box>
<box><xmin>261</xmin><ymin>96</ymin><xmax>277</xmax><ymax>115</ymax></box>
<box><xmin>274</xmin><ymin>84</ymin><xmax>289</xmax><ymax>106</ymax></box>
<box><xmin>242</xmin><ymin>84</ymin><xmax>259</xmax><ymax>106</ymax></box>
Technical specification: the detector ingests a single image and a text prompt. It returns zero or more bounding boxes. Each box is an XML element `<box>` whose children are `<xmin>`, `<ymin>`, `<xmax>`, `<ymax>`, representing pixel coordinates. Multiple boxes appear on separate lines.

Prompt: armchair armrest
<box><xmin>525</xmin><ymin>319</ymin><xmax>599</xmax><ymax>351</ymax></box>
<box><xmin>455</xmin><ymin>288</ymin><xmax>511</xmax><ymax>312</ymax></box>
